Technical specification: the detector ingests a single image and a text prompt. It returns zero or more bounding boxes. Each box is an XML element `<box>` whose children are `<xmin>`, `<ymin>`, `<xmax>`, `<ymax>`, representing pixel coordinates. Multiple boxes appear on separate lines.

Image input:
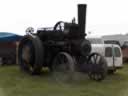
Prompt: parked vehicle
<box><xmin>121</xmin><ymin>41</ymin><xmax>128</xmax><ymax>63</ymax></box>
<box><xmin>87</xmin><ymin>37</ymin><xmax>104</xmax><ymax>44</ymax></box>
<box><xmin>104</xmin><ymin>40</ymin><xmax>121</xmax><ymax>47</ymax></box>
<box><xmin>91</xmin><ymin>44</ymin><xmax>123</xmax><ymax>73</ymax></box>
<box><xmin>103</xmin><ymin>39</ymin><xmax>128</xmax><ymax>63</ymax></box>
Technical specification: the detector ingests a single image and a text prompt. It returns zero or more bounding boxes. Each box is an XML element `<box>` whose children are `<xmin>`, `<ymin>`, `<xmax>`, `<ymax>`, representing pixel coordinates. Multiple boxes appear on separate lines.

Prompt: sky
<box><xmin>0</xmin><ymin>0</ymin><xmax>128</xmax><ymax>36</ymax></box>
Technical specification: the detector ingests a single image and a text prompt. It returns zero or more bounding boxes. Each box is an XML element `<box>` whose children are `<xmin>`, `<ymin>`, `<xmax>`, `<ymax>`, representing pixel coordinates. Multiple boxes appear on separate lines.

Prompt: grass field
<box><xmin>0</xmin><ymin>65</ymin><xmax>128</xmax><ymax>96</ymax></box>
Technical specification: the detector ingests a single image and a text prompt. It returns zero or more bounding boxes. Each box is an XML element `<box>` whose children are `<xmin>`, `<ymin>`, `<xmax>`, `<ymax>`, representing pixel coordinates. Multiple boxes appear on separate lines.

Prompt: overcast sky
<box><xmin>0</xmin><ymin>0</ymin><xmax>128</xmax><ymax>36</ymax></box>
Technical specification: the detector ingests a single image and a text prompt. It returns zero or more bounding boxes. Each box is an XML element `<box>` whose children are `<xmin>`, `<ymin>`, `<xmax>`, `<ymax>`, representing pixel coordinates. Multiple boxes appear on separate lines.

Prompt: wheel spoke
<box><xmin>96</xmin><ymin>55</ymin><xmax>100</xmax><ymax>64</ymax></box>
<box><xmin>91</xmin><ymin>56</ymin><xmax>95</xmax><ymax>64</ymax></box>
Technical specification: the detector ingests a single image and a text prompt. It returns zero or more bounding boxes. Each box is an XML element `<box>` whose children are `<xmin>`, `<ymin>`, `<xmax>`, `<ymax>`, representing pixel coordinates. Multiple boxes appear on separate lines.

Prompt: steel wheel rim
<box><xmin>88</xmin><ymin>53</ymin><xmax>107</xmax><ymax>81</ymax></box>
<box><xmin>52</xmin><ymin>52</ymin><xmax>75</xmax><ymax>83</ymax></box>
<box><xmin>19</xmin><ymin>40</ymin><xmax>35</xmax><ymax>72</ymax></box>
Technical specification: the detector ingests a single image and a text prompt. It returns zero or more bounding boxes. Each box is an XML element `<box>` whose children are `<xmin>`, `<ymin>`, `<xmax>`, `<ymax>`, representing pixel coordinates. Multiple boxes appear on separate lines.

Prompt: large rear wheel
<box><xmin>52</xmin><ymin>52</ymin><xmax>75</xmax><ymax>82</ymax></box>
<box><xmin>18</xmin><ymin>35</ymin><xmax>44</xmax><ymax>75</ymax></box>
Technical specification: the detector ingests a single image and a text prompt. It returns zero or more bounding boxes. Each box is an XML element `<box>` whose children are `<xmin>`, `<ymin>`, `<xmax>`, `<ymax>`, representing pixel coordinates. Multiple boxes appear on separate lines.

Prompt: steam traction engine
<box><xmin>18</xmin><ymin>4</ymin><xmax>107</xmax><ymax>81</ymax></box>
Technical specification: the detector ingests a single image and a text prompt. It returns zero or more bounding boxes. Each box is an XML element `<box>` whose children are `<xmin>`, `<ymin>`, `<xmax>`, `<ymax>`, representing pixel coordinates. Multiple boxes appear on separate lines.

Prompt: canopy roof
<box><xmin>0</xmin><ymin>32</ymin><xmax>22</xmax><ymax>42</ymax></box>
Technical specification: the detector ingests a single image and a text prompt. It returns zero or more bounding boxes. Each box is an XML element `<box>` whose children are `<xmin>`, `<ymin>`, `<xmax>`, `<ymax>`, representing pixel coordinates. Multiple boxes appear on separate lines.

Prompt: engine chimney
<box><xmin>78</xmin><ymin>4</ymin><xmax>87</xmax><ymax>37</ymax></box>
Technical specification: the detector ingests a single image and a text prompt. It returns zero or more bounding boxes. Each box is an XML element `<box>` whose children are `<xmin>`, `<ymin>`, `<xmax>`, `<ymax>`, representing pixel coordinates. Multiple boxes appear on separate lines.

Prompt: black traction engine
<box><xmin>18</xmin><ymin>4</ymin><xmax>107</xmax><ymax>81</ymax></box>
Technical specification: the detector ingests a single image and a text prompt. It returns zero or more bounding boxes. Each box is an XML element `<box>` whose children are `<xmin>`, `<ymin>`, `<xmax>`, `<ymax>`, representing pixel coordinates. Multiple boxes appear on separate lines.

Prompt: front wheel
<box><xmin>87</xmin><ymin>53</ymin><xmax>108</xmax><ymax>81</ymax></box>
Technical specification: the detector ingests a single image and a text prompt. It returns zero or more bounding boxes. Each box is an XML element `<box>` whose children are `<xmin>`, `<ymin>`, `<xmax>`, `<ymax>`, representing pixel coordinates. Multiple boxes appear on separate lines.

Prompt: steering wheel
<box><xmin>53</xmin><ymin>21</ymin><xmax>65</xmax><ymax>31</ymax></box>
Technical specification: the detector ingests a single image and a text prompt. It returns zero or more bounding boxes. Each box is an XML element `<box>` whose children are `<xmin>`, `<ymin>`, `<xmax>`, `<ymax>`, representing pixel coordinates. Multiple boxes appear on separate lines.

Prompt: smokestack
<box><xmin>78</xmin><ymin>4</ymin><xmax>87</xmax><ymax>36</ymax></box>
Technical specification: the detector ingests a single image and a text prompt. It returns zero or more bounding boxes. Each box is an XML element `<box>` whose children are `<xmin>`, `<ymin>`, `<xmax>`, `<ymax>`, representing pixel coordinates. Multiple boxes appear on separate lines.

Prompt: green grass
<box><xmin>0</xmin><ymin>65</ymin><xmax>128</xmax><ymax>96</ymax></box>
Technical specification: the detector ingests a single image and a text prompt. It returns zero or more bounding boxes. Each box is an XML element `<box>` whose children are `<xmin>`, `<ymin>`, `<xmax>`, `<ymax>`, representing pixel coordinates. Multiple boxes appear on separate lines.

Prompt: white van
<box><xmin>91</xmin><ymin>44</ymin><xmax>123</xmax><ymax>73</ymax></box>
<box><xmin>87</xmin><ymin>37</ymin><xmax>104</xmax><ymax>44</ymax></box>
